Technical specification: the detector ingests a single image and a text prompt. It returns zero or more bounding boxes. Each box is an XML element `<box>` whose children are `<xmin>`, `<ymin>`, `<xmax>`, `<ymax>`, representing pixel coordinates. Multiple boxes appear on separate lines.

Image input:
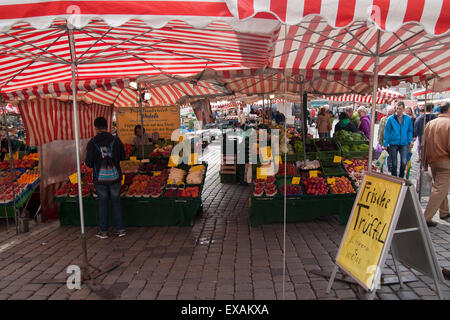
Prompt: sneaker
<box><xmin>117</xmin><ymin>230</ymin><xmax>126</xmax><ymax>237</ymax></box>
<box><xmin>96</xmin><ymin>232</ymin><xmax>109</xmax><ymax>239</ymax></box>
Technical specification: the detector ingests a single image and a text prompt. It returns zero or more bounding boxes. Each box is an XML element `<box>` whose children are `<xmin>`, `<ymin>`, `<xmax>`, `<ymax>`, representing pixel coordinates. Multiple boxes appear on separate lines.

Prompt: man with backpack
<box><xmin>85</xmin><ymin>117</ymin><xmax>126</xmax><ymax>239</ymax></box>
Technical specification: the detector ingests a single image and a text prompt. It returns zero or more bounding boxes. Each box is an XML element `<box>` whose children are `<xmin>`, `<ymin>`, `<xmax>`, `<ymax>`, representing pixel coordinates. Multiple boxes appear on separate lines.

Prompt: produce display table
<box><xmin>56</xmin><ymin>196</ymin><xmax>202</xmax><ymax>227</ymax></box>
<box><xmin>0</xmin><ymin>188</ymin><xmax>36</xmax><ymax>218</ymax></box>
<box><xmin>249</xmin><ymin>194</ymin><xmax>356</xmax><ymax>227</ymax></box>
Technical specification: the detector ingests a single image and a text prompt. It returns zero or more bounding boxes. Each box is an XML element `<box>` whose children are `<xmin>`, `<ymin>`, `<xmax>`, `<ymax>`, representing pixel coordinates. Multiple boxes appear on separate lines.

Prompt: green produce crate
<box><xmin>314</xmin><ymin>138</ymin><xmax>341</xmax><ymax>161</ymax></box>
<box><xmin>297</xmin><ymin>152</ymin><xmax>317</xmax><ymax>161</ymax></box>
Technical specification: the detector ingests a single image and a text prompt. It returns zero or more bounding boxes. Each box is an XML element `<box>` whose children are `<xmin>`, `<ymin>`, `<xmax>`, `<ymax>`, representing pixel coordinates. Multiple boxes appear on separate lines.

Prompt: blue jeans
<box><xmin>388</xmin><ymin>145</ymin><xmax>409</xmax><ymax>178</ymax></box>
<box><xmin>95</xmin><ymin>182</ymin><xmax>125</xmax><ymax>233</ymax></box>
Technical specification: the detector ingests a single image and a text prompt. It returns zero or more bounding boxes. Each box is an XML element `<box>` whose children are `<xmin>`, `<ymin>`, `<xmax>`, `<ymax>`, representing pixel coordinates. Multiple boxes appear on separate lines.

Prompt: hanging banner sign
<box><xmin>335</xmin><ymin>173</ymin><xmax>403</xmax><ymax>290</ymax></box>
<box><xmin>116</xmin><ymin>106</ymin><xmax>180</xmax><ymax>144</ymax></box>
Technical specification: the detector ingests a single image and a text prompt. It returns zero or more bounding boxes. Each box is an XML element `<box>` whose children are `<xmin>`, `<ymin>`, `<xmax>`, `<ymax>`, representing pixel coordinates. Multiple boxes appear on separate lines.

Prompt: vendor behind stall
<box><xmin>132</xmin><ymin>125</ymin><xmax>151</xmax><ymax>146</ymax></box>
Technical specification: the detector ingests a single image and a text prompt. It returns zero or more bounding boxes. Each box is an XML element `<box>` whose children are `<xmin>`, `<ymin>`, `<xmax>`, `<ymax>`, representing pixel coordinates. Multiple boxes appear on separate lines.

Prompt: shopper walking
<box><xmin>317</xmin><ymin>107</ymin><xmax>330</xmax><ymax>138</ymax></box>
<box><xmin>422</xmin><ymin>103</ymin><xmax>450</xmax><ymax>227</ymax></box>
<box><xmin>383</xmin><ymin>101</ymin><xmax>414</xmax><ymax>178</ymax></box>
<box><xmin>357</xmin><ymin>106</ymin><xmax>371</xmax><ymax>140</ymax></box>
<box><xmin>86</xmin><ymin>117</ymin><xmax>127</xmax><ymax>239</ymax></box>
<box><xmin>414</xmin><ymin>103</ymin><xmax>437</xmax><ymax>160</ymax></box>
<box><xmin>326</xmin><ymin>110</ymin><xmax>334</xmax><ymax>138</ymax></box>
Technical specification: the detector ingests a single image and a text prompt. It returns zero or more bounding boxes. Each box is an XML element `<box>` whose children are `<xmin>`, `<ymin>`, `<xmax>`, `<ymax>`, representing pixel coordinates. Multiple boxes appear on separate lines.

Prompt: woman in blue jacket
<box><xmin>383</xmin><ymin>102</ymin><xmax>414</xmax><ymax>178</ymax></box>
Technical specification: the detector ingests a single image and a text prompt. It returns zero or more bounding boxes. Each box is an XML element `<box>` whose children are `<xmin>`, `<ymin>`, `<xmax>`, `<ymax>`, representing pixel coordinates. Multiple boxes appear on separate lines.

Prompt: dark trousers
<box><xmin>388</xmin><ymin>145</ymin><xmax>409</xmax><ymax>178</ymax></box>
<box><xmin>95</xmin><ymin>182</ymin><xmax>125</xmax><ymax>233</ymax></box>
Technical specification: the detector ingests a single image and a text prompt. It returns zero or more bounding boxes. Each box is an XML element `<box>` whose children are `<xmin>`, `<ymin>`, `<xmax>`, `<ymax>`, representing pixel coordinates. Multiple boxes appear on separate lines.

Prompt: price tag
<box><xmin>153</xmin><ymin>171</ymin><xmax>161</xmax><ymax>176</ymax></box>
<box><xmin>130</xmin><ymin>156</ymin><xmax>137</xmax><ymax>162</ymax></box>
<box><xmin>121</xmin><ymin>175</ymin><xmax>125</xmax><ymax>185</ymax></box>
<box><xmin>309</xmin><ymin>170</ymin><xmax>318</xmax><ymax>178</ymax></box>
<box><xmin>344</xmin><ymin>160</ymin><xmax>353</xmax><ymax>165</ymax></box>
<box><xmin>356</xmin><ymin>166</ymin><xmax>364</xmax><ymax>172</ymax></box>
<box><xmin>168</xmin><ymin>155</ymin><xmax>179</xmax><ymax>167</ymax></box>
<box><xmin>188</xmin><ymin>153</ymin><xmax>198</xmax><ymax>165</ymax></box>
<box><xmin>141</xmin><ymin>159</ymin><xmax>150</xmax><ymax>163</ymax></box>
<box><xmin>257</xmin><ymin>167</ymin><xmax>267</xmax><ymax>180</ymax></box>
<box><xmin>333</xmin><ymin>155</ymin><xmax>342</xmax><ymax>163</ymax></box>
<box><xmin>191</xmin><ymin>165</ymin><xmax>203</xmax><ymax>172</ymax></box>
<box><xmin>167</xmin><ymin>179</ymin><xmax>173</xmax><ymax>184</ymax></box>
<box><xmin>69</xmin><ymin>173</ymin><xmax>78</xmax><ymax>184</ymax></box>
<box><xmin>327</xmin><ymin>177</ymin><xmax>336</xmax><ymax>185</ymax></box>
<box><xmin>291</xmin><ymin>177</ymin><xmax>300</xmax><ymax>185</ymax></box>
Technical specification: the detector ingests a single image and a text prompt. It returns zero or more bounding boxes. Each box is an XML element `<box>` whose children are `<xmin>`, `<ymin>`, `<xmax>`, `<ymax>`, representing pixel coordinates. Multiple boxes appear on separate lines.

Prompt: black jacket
<box><xmin>334</xmin><ymin>120</ymin><xmax>358</xmax><ymax>133</ymax></box>
<box><xmin>85</xmin><ymin>132</ymin><xmax>126</xmax><ymax>182</ymax></box>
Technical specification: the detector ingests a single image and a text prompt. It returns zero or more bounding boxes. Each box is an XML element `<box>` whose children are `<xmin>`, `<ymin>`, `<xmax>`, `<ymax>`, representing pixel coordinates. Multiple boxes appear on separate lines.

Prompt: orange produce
<box><xmin>329</xmin><ymin>176</ymin><xmax>355</xmax><ymax>194</ymax></box>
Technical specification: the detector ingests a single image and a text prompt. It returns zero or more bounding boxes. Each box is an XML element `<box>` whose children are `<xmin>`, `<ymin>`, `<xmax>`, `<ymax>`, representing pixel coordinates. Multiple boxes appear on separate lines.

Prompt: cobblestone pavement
<box><xmin>0</xmin><ymin>127</ymin><xmax>448</xmax><ymax>300</ymax></box>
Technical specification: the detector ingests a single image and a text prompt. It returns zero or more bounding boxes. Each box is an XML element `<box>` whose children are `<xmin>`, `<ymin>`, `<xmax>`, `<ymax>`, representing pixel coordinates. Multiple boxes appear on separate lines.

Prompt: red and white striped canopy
<box><xmin>18</xmin><ymin>99</ymin><xmax>112</xmax><ymax>146</ymax></box>
<box><xmin>0</xmin><ymin>1</ymin><xmax>448</xmax><ymax>35</ymax></box>
<box><xmin>323</xmin><ymin>88</ymin><xmax>405</xmax><ymax>104</ymax></box>
<box><xmin>213</xmin><ymin>68</ymin><xmax>425</xmax><ymax>95</ymax></box>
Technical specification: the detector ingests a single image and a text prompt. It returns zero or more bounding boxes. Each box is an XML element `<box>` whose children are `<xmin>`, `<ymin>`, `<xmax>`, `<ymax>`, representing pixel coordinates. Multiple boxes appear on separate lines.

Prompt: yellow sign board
<box><xmin>116</xmin><ymin>106</ymin><xmax>180</xmax><ymax>144</ymax></box>
<box><xmin>333</xmin><ymin>155</ymin><xmax>342</xmax><ymax>163</ymax></box>
<box><xmin>291</xmin><ymin>177</ymin><xmax>300</xmax><ymax>185</ymax></box>
<box><xmin>336</xmin><ymin>174</ymin><xmax>403</xmax><ymax>290</ymax></box>
<box><xmin>191</xmin><ymin>165</ymin><xmax>203</xmax><ymax>172</ymax></box>
<box><xmin>130</xmin><ymin>156</ymin><xmax>137</xmax><ymax>162</ymax></box>
<box><xmin>327</xmin><ymin>177</ymin><xmax>335</xmax><ymax>185</ymax></box>
<box><xmin>153</xmin><ymin>171</ymin><xmax>161</xmax><ymax>176</ymax></box>
<box><xmin>344</xmin><ymin>160</ymin><xmax>353</xmax><ymax>165</ymax></box>
<box><xmin>69</xmin><ymin>172</ymin><xmax>78</xmax><ymax>184</ymax></box>
<box><xmin>309</xmin><ymin>170</ymin><xmax>318</xmax><ymax>178</ymax></box>
<box><xmin>256</xmin><ymin>167</ymin><xmax>268</xmax><ymax>180</ymax></box>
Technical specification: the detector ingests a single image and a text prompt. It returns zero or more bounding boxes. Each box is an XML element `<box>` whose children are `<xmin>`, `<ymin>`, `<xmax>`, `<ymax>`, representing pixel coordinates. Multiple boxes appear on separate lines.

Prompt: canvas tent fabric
<box><xmin>322</xmin><ymin>88</ymin><xmax>406</xmax><ymax>104</ymax></box>
<box><xmin>18</xmin><ymin>99</ymin><xmax>112</xmax><ymax>146</ymax></box>
<box><xmin>0</xmin><ymin>1</ymin><xmax>448</xmax><ymax>99</ymax></box>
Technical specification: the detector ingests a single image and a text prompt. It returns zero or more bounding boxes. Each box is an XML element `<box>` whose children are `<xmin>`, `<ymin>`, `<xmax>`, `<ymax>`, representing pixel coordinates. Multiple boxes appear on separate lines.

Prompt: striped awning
<box><xmin>322</xmin><ymin>88</ymin><xmax>405</xmax><ymax>104</ymax></box>
<box><xmin>18</xmin><ymin>99</ymin><xmax>113</xmax><ymax>146</ymax></box>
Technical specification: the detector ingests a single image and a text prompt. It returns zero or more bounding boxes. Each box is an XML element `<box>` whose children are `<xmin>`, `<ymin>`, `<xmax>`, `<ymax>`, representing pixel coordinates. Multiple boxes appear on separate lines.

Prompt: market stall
<box><xmin>0</xmin><ymin>154</ymin><xmax>40</xmax><ymax>221</ymax></box>
<box><xmin>55</xmin><ymin>161</ymin><xmax>208</xmax><ymax>227</ymax></box>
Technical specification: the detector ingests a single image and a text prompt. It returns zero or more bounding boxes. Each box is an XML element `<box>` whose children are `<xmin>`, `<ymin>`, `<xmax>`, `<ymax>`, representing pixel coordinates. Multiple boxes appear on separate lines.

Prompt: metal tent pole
<box><xmin>1</xmin><ymin>100</ymin><xmax>18</xmax><ymax>235</ymax></box>
<box><xmin>417</xmin><ymin>81</ymin><xmax>429</xmax><ymax>200</ymax></box>
<box><xmin>300</xmin><ymin>83</ymin><xmax>307</xmax><ymax>165</ymax></box>
<box><xmin>138</xmin><ymin>83</ymin><xmax>145</xmax><ymax>160</ymax></box>
<box><xmin>262</xmin><ymin>94</ymin><xmax>265</xmax><ymax>125</ymax></box>
<box><xmin>68</xmin><ymin>26</ymin><xmax>91</xmax><ymax>273</ymax></box>
<box><xmin>368</xmin><ymin>30</ymin><xmax>381</xmax><ymax>172</ymax></box>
